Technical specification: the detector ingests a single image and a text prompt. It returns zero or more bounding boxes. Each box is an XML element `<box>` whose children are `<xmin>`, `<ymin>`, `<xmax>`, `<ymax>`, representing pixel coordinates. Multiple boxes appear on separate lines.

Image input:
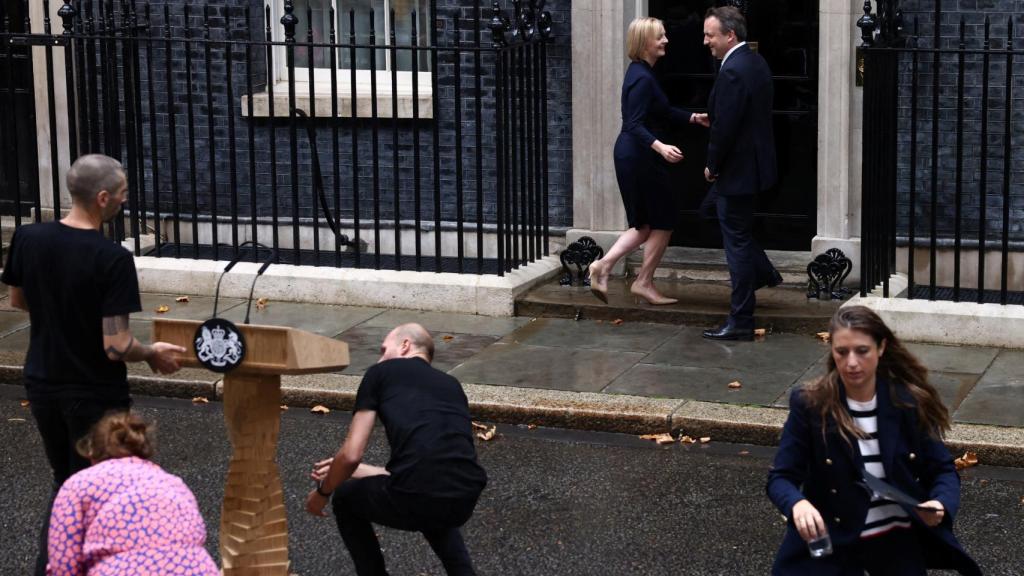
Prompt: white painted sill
<box><xmin>240</xmin><ymin>81</ymin><xmax>434</xmax><ymax>119</ymax></box>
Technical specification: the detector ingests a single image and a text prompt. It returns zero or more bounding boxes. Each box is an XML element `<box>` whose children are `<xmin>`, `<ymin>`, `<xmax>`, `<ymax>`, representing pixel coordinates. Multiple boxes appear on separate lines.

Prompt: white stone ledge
<box><xmin>847</xmin><ymin>293</ymin><xmax>1024</xmax><ymax>348</ymax></box>
<box><xmin>134</xmin><ymin>255</ymin><xmax>561</xmax><ymax>317</ymax></box>
<box><xmin>241</xmin><ymin>86</ymin><xmax>434</xmax><ymax>119</ymax></box>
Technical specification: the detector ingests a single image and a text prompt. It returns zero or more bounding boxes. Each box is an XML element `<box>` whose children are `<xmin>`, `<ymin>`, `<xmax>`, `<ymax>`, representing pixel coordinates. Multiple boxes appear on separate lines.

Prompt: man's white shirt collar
<box><xmin>720</xmin><ymin>41</ymin><xmax>747</xmax><ymax>68</ymax></box>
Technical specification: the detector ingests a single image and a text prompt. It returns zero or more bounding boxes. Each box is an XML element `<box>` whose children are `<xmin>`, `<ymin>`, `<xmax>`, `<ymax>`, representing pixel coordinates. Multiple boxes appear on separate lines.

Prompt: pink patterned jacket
<box><xmin>48</xmin><ymin>456</ymin><xmax>219</xmax><ymax>575</ymax></box>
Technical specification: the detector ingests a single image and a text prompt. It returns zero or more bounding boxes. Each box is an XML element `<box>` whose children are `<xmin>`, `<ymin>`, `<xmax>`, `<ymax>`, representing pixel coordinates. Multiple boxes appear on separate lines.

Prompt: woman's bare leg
<box><xmin>630</xmin><ymin>229</ymin><xmax>677</xmax><ymax>305</ymax></box>
<box><xmin>588</xmin><ymin>227</ymin><xmax>651</xmax><ymax>300</ymax></box>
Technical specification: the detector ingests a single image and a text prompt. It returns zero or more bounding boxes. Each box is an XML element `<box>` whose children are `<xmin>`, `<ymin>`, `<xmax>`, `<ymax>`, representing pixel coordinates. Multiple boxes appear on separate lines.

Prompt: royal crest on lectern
<box><xmin>194</xmin><ymin>318</ymin><xmax>247</xmax><ymax>373</ymax></box>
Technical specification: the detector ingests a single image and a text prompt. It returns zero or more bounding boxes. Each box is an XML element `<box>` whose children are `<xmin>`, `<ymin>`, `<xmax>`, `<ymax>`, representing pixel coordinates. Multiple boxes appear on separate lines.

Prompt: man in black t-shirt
<box><xmin>306</xmin><ymin>323</ymin><xmax>487</xmax><ymax>576</ymax></box>
<box><xmin>2</xmin><ymin>154</ymin><xmax>186</xmax><ymax>575</ymax></box>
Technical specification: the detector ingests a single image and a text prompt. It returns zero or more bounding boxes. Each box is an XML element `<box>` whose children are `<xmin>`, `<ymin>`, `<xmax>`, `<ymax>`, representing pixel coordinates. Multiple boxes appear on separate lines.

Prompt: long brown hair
<box><xmin>801</xmin><ymin>306</ymin><xmax>951</xmax><ymax>444</ymax></box>
<box><xmin>76</xmin><ymin>411</ymin><xmax>155</xmax><ymax>463</ymax></box>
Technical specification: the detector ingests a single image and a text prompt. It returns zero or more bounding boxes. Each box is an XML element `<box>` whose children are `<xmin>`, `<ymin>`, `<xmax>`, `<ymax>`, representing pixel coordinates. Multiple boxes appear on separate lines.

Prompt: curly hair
<box><xmin>801</xmin><ymin>305</ymin><xmax>951</xmax><ymax>445</ymax></box>
<box><xmin>76</xmin><ymin>411</ymin><xmax>156</xmax><ymax>463</ymax></box>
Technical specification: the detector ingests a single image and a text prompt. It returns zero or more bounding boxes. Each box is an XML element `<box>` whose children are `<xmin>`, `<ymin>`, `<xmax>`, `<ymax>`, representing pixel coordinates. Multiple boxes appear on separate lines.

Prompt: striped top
<box><xmin>847</xmin><ymin>395</ymin><xmax>912</xmax><ymax>538</ymax></box>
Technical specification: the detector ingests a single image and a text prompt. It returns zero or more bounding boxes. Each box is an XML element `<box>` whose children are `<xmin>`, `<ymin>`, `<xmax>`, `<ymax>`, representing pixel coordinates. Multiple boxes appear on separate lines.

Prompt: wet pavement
<box><xmin>0</xmin><ymin>284</ymin><xmax>1021</xmax><ymax>430</ymax></box>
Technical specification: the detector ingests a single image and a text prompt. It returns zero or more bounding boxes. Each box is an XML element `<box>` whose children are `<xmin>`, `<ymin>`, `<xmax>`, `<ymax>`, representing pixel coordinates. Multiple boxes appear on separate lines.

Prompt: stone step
<box><xmin>624</xmin><ymin>246</ymin><xmax>816</xmax><ymax>283</ymax></box>
<box><xmin>515</xmin><ymin>276</ymin><xmax>844</xmax><ymax>334</ymax></box>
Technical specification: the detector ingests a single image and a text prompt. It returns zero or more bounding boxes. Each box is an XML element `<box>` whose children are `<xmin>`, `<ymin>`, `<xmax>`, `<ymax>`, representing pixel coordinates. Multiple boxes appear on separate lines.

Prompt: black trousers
<box><xmin>29</xmin><ymin>394</ymin><xmax>131</xmax><ymax>576</ymax></box>
<box><xmin>701</xmin><ymin>190</ymin><xmax>777</xmax><ymax>330</ymax></box>
<box><xmin>332</xmin><ymin>475</ymin><xmax>479</xmax><ymax>576</ymax></box>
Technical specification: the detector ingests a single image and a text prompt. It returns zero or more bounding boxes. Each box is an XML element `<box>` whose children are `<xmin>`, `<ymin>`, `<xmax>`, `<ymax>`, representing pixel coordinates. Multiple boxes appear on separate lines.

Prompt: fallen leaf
<box><xmin>280</xmin><ymin>405</ymin><xmax>289</xmax><ymax>411</ymax></box>
<box><xmin>310</xmin><ymin>404</ymin><xmax>331</xmax><ymax>414</ymax></box>
<box><xmin>816</xmin><ymin>331</ymin><xmax>831</xmax><ymax>343</ymax></box>
<box><xmin>442</xmin><ymin>335</ymin><xmax>454</xmax><ymax>342</ymax></box>
<box><xmin>476</xmin><ymin>425</ymin><xmax>497</xmax><ymax>441</ymax></box>
<box><xmin>256</xmin><ymin>297</ymin><xmax>269</xmax><ymax>311</ymax></box>
<box><xmin>175</xmin><ymin>295</ymin><xmax>190</xmax><ymax>303</ymax></box>
<box><xmin>954</xmin><ymin>451</ymin><xmax>978</xmax><ymax>471</ymax></box>
<box><xmin>155</xmin><ymin>305</ymin><xmax>170</xmax><ymax>313</ymax></box>
<box><xmin>191</xmin><ymin>396</ymin><xmax>209</xmax><ymax>404</ymax></box>
<box><xmin>728</xmin><ymin>380</ymin><xmax>743</xmax><ymax>389</ymax></box>
<box><xmin>611</xmin><ymin>318</ymin><xmax>624</xmax><ymax>326</ymax></box>
<box><xmin>526</xmin><ymin>424</ymin><xmax>537</xmax><ymax>430</ymax></box>
<box><xmin>738</xmin><ymin>450</ymin><xmax>750</xmax><ymax>456</ymax></box>
<box><xmin>679</xmin><ymin>435</ymin><xmax>697</xmax><ymax>444</ymax></box>
<box><xmin>19</xmin><ymin>400</ymin><xmax>29</xmax><ymax>408</ymax></box>
<box><xmin>471</xmin><ymin>421</ymin><xmax>491</xmax><ymax>432</ymax></box>
<box><xmin>754</xmin><ymin>328</ymin><xmax>767</xmax><ymax>337</ymax></box>
<box><xmin>639</xmin><ymin>433</ymin><xmax>675</xmax><ymax>445</ymax></box>
<box><xmin>700</xmin><ymin>436</ymin><xmax>712</xmax><ymax>444</ymax></box>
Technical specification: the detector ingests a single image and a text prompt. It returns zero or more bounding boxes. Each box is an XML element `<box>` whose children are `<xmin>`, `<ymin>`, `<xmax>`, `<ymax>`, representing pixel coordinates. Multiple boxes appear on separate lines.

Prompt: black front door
<box><xmin>650</xmin><ymin>0</ymin><xmax>818</xmax><ymax>251</ymax></box>
<box><xmin>0</xmin><ymin>0</ymin><xmax>39</xmax><ymax>218</ymax></box>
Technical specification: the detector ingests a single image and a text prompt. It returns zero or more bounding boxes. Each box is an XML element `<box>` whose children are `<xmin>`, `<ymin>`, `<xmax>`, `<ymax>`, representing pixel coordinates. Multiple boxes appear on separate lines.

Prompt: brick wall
<box><xmin>890</xmin><ymin>0</ymin><xmax>1024</xmax><ymax>242</ymax></box>
<box><xmin>86</xmin><ymin>0</ymin><xmax>572</xmax><ymax>238</ymax></box>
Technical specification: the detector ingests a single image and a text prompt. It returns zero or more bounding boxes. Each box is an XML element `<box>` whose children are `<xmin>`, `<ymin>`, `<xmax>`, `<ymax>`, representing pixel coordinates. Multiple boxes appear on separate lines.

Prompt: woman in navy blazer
<box><xmin>767</xmin><ymin>306</ymin><xmax>980</xmax><ymax>575</ymax></box>
<box><xmin>588</xmin><ymin>17</ymin><xmax>707</xmax><ymax>306</ymax></box>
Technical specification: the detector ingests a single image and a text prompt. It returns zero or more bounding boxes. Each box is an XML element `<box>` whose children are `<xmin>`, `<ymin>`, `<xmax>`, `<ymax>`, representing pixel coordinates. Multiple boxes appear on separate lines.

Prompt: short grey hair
<box><xmin>67</xmin><ymin>154</ymin><xmax>126</xmax><ymax>202</ymax></box>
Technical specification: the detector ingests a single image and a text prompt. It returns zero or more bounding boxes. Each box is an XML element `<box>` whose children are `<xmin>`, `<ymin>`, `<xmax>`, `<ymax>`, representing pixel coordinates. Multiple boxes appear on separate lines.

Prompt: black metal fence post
<box><xmin>20</xmin><ymin>0</ymin><xmax>556</xmax><ymax>277</ymax></box>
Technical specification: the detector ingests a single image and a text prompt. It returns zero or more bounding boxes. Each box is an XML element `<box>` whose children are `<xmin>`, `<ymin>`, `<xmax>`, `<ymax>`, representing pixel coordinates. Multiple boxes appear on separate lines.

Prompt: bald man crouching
<box><xmin>306</xmin><ymin>323</ymin><xmax>488</xmax><ymax>576</ymax></box>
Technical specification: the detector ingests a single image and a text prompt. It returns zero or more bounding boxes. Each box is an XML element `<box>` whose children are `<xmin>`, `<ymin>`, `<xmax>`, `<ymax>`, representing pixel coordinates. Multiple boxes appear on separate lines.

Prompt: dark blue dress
<box><xmin>613</xmin><ymin>60</ymin><xmax>692</xmax><ymax>230</ymax></box>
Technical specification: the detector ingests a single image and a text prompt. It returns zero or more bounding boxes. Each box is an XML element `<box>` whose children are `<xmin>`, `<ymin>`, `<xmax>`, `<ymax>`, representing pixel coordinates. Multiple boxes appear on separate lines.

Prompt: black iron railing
<box><xmin>0</xmin><ymin>0</ymin><xmax>553</xmax><ymax>276</ymax></box>
<box><xmin>859</xmin><ymin>0</ymin><xmax>1023</xmax><ymax>304</ymax></box>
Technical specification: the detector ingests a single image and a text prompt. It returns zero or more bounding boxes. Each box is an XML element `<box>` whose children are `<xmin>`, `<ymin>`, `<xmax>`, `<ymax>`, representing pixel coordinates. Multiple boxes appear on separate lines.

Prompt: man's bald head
<box><xmin>379</xmin><ymin>323</ymin><xmax>434</xmax><ymax>363</ymax></box>
<box><xmin>67</xmin><ymin>154</ymin><xmax>126</xmax><ymax>203</ymax></box>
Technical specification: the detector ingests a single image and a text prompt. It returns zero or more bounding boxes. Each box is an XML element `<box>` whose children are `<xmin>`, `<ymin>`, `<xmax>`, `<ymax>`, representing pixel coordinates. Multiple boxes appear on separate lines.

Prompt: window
<box><xmin>244</xmin><ymin>1</ymin><xmax>433</xmax><ymax>118</ymax></box>
<box><xmin>274</xmin><ymin>0</ymin><xmax>432</xmax><ymax>90</ymax></box>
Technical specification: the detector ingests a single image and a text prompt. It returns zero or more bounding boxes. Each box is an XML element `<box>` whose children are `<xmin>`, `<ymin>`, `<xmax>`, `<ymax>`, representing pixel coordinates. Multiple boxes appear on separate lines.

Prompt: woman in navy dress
<box><xmin>588</xmin><ymin>17</ymin><xmax>708</xmax><ymax>305</ymax></box>
<box><xmin>767</xmin><ymin>306</ymin><xmax>980</xmax><ymax>575</ymax></box>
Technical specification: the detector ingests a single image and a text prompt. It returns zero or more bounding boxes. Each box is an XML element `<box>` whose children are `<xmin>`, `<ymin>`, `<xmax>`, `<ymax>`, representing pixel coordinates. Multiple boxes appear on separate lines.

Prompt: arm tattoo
<box><xmin>102</xmin><ymin>315</ymin><xmax>131</xmax><ymax>336</ymax></box>
<box><xmin>105</xmin><ymin>336</ymin><xmax>135</xmax><ymax>361</ymax></box>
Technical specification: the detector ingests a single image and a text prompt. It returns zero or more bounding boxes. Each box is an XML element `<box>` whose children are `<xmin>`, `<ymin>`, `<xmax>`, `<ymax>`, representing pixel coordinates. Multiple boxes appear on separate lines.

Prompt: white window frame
<box><xmin>270</xmin><ymin>0</ymin><xmax>433</xmax><ymax>99</ymax></box>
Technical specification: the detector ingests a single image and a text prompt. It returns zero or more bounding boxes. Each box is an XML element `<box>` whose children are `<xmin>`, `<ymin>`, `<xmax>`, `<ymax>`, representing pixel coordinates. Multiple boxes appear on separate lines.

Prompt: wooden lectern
<box><xmin>153</xmin><ymin>318</ymin><xmax>349</xmax><ymax>575</ymax></box>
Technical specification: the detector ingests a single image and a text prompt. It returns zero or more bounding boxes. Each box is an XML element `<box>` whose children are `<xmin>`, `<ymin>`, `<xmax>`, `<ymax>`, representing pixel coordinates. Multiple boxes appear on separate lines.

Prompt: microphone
<box><xmin>211</xmin><ymin>252</ymin><xmax>246</xmax><ymax>319</ymax></box>
<box><xmin>194</xmin><ymin>244</ymin><xmax>274</xmax><ymax>374</ymax></box>
<box><xmin>242</xmin><ymin>250</ymin><xmax>277</xmax><ymax>325</ymax></box>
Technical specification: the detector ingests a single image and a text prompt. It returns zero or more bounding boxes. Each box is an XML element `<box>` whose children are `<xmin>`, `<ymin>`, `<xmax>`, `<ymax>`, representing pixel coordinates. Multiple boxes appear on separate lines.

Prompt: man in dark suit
<box><xmin>700</xmin><ymin>6</ymin><xmax>782</xmax><ymax>341</ymax></box>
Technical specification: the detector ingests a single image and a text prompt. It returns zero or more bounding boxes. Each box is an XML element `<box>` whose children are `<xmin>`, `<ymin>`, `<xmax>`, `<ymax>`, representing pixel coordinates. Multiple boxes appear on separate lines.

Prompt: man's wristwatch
<box><xmin>316</xmin><ymin>479</ymin><xmax>332</xmax><ymax>497</ymax></box>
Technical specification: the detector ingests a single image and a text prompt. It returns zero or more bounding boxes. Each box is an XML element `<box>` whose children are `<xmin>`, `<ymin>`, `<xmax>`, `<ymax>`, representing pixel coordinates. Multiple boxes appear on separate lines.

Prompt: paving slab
<box><xmin>0</xmin><ymin>310</ymin><xmax>29</xmax><ymax>337</ymax></box>
<box><xmin>641</xmin><ymin>327</ymin><xmax>829</xmax><ymax>375</ymax></box>
<box><xmin>499</xmin><ymin>317</ymin><xmax>682</xmax><ymax>353</ymax></box>
<box><xmin>335</xmin><ymin>325</ymin><xmax>500</xmax><ymax>376</ymax></box>
<box><xmin>448</xmin><ymin>343</ymin><xmax>644</xmax><ymax>392</ymax></box>
<box><xmin>929</xmin><ymin>372</ymin><xmax>981</xmax><ymax>414</ymax></box>
<box><xmin>219</xmin><ymin>301</ymin><xmax>386</xmax><ymax>337</ymax></box>
<box><xmin>605</xmin><ymin>363</ymin><xmax>799</xmax><ymax>406</ymax></box>
<box><xmin>138</xmin><ymin>294</ymin><xmax>246</xmax><ymax>321</ymax></box>
<box><xmin>362</xmin><ymin>310</ymin><xmax>530</xmax><ymax>338</ymax></box>
<box><xmin>954</xmin><ymin>350</ymin><xmax>1024</xmax><ymax>427</ymax></box>
<box><xmin>905</xmin><ymin>342</ymin><xmax>999</xmax><ymax>375</ymax></box>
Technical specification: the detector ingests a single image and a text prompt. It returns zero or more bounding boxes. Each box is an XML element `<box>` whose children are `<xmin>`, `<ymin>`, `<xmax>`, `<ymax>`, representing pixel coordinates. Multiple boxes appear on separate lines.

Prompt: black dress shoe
<box><xmin>702</xmin><ymin>325</ymin><xmax>754</xmax><ymax>341</ymax></box>
<box><xmin>767</xmin><ymin>269</ymin><xmax>784</xmax><ymax>288</ymax></box>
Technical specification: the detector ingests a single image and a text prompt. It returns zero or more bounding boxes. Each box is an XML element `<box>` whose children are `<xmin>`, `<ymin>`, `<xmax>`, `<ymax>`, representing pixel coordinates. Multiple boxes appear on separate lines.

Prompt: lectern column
<box><xmin>220</xmin><ymin>373</ymin><xmax>289</xmax><ymax>575</ymax></box>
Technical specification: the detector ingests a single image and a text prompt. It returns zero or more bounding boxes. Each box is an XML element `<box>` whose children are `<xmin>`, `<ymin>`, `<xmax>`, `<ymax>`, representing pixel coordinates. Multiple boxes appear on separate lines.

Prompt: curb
<box><xmin>3</xmin><ymin>365</ymin><xmax>1023</xmax><ymax>468</ymax></box>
